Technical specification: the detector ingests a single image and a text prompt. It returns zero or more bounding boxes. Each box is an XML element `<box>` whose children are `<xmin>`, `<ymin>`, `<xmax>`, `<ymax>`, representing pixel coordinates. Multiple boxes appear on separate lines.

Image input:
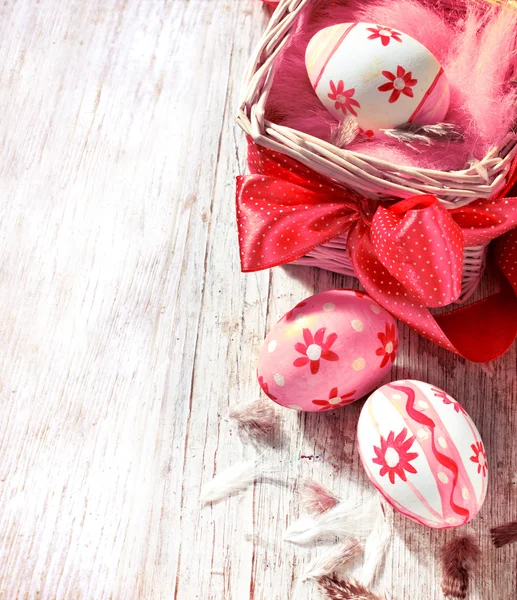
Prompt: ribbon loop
<box><xmin>236</xmin><ymin>173</ymin><xmax>362</xmax><ymax>272</ymax></box>
<box><xmin>371</xmin><ymin>196</ymin><xmax>464</xmax><ymax>307</ymax></box>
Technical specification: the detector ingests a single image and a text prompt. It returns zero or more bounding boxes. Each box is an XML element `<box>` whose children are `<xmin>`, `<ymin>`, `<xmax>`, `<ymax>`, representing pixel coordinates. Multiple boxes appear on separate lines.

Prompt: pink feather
<box><xmin>264</xmin><ymin>0</ymin><xmax>517</xmax><ymax>171</ymax></box>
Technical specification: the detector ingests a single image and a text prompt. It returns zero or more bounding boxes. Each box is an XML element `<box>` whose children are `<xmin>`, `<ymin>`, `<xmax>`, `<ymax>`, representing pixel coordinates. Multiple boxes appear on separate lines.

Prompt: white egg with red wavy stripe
<box><xmin>357</xmin><ymin>380</ymin><xmax>487</xmax><ymax>529</ymax></box>
<box><xmin>305</xmin><ymin>22</ymin><xmax>450</xmax><ymax>132</ymax></box>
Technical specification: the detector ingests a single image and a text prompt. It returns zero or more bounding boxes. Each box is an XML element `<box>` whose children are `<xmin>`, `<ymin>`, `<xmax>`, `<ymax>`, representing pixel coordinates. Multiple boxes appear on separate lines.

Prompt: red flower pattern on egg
<box><xmin>375</xmin><ymin>323</ymin><xmax>398</xmax><ymax>368</ymax></box>
<box><xmin>470</xmin><ymin>441</ymin><xmax>488</xmax><ymax>477</ymax></box>
<box><xmin>328</xmin><ymin>80</ymin><xmax>361</xmax><ymax>117</ymax></box>
<box><xmin>312</xmin><ymin>387</ymin><xmax>357</xmax><ymax>411</ymax></box>
<box><xmin>378</xmin><ymin>66</ymin><xmax>418</xmax><ymax>103</ymax></box>
<box><xmin>358</xmin><ymin>127</ymin><xmax>375</xmax><ymax>139</ymax></box>
<box><xmin>258</xmin><ymin>375</ymin><xmax>277</xmax><ymax>400</ymax></box>
<box><xmin>366</xmin><ymin>25</ymin><xmax>403</xmax><ymax>47</ymax></box>
<box><xmin>372</xmin><ymin>429</ymin><xmax>419</xmax><ymax>484</ymax></box>
<box><xmin>293</xmin><ymin>327</ymin><xmax>339</xmax><ymax>375</ymax></box>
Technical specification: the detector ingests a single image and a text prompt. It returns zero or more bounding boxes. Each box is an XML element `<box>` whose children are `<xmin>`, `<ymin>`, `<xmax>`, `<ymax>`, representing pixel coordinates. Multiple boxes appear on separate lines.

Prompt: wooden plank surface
<box><xmin>0</xmin><ymin>1</ymin><xmax>515</xmax><ymax>598</ymax></box>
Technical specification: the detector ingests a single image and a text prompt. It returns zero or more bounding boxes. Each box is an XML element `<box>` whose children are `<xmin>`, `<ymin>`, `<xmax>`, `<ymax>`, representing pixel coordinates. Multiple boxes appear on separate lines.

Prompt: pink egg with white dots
<box><xmin>357</xmin><ymin>380</ymin><xmax>488</xmax><ymax>528</ymax></box>
<box><xmin>257</xmin><ymin>289</ymin><xmax>399</xmax><ymax>412</ymax></box>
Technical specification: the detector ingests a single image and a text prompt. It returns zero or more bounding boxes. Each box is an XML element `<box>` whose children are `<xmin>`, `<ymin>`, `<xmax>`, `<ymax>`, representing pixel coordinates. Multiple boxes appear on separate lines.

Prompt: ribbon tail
<box><xmin>436</xmin><ymin>229</ymin><xmax>517</xmax><ymax>362</ymax></box>
<box><xmin>349</xmin><ymin>225</ymin><xmax>517</xmax><ymax>363</ymax></box>
<box><xmin>436</xmin><ymin>279</ymin><xmax>517</xmax><ymax>362</ymax></box>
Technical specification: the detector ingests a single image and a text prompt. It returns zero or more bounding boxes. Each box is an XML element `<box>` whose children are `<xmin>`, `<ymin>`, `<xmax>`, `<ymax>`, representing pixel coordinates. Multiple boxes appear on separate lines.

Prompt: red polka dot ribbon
<box><xmin>236</xmin><ymin>141</ymin><xmax>517</xmax><ymax>362</ymax></box>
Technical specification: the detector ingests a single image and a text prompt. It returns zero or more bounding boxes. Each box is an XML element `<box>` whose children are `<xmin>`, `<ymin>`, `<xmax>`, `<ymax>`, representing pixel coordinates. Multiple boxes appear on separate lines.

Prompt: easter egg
<box><xmin>357</xmin><ymin>380</ymin><xmax>488</xmax><ymax>529</ymax></box>
<box><xmin>305</xmin><ymin>22</ymin><xmax>450</xmax><ymax>131</ymax></box>
<box><xmin>257</xmin><ymin>290</ymin><xmax>398</xmax><ymax>412</ymax></box>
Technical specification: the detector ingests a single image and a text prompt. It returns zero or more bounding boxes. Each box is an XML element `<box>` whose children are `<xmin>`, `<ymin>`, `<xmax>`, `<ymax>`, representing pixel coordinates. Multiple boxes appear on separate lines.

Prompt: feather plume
<box><xmin>316</xmin><ymin>575</ymin><xmax>386</xmax><ymax>600</ymax></box>
<box><xmin>285</xmin><ymin>493</ymin><xmax>379</xmax><ymax>546</ymax></box>
<box><xmin>478</xmin><ymin>360</ymin><xmax>496</xmax><ymax>376</ymax></box>
<box><xmin>440</xmin><ymin>535</ymin><xmax>481</xmax><ymax>599</ymax></box>
<box><xmin>201</xmin><ymin>459</ymin><xmax>275</xmax><ymax>504</ymax></box>
<box><xmin>361</xmin><ymin>508</ymin><xmax>391</xmax><ymax>588</ymax></box>
<box><xmin>490</xmin><ymin>520</ymin><xmax>517</xmax><ymax>548</ymax></box>
<box><xmin>301</xmin><ymin>538</ymin><xmax>362</xmax><ymax>582</ymax></box>
<box><xmin>380</xmin><ymin>123</ymin><xmax>463</xmax><ymax>150</ymax></box>
<box><xmin>329</xmin><ymin>117</ymin><xmax>359</xmax><ymax>148</ymax></box>
<box><xmin>300</xmin><ymin>478</ymin><xmax>340</xmax><ymax>515</ymax></box>
<box><xmin>229</xmin><ymin>399</ymin><xmax>278</xmax><ymax>443</ymax></box>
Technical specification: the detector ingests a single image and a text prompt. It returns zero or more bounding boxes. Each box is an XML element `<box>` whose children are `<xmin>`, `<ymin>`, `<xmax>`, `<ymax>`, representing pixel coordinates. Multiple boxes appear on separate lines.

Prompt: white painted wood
<box><xmin>0</xmin><ymin>1</ymin><xmax>514</xmax><ymax>599</ymax></box>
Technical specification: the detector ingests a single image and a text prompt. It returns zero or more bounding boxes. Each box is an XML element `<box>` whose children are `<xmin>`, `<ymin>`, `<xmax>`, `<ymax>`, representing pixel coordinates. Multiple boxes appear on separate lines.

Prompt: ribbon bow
<box><xmin>236</xmin><ymin>142</ymin><xmax>517</xmax><ymax>362</ymax></box>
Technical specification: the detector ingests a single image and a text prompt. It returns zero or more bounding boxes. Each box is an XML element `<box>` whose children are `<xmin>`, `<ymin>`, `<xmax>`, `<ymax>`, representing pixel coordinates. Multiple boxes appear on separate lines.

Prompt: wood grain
<box><xmin>0</xmin><ymin>1</ymin><xmax>514</xmax><ymax>599</ymax></box>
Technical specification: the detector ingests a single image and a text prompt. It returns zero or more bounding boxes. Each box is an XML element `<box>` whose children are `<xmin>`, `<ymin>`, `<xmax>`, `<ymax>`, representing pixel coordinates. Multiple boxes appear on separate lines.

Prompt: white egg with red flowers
<box><xmin>305</xmin><ymin>22</ymin><xmax>450</xmax><ymax>132</ymax></box>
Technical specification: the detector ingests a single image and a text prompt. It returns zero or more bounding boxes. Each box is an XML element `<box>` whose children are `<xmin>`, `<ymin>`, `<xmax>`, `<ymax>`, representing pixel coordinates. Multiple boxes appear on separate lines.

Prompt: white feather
<box><xmin>301</xmin><ymin>538</ymin><xmax>361</xmax><ymax>582</ymax></box>
<box><xmin>201</xmin><ymin>460</ymin><xmax>261</xmax><ymax>504</ymax></box>
<box><xmin>361</xmin><ymin>508</ymin><xmax>392</xmax><ymax>588</ymax></box>
<box><xmin>284</xmin><ymin>493</ymin><xmax>379</xmax><ymax>546</ymax></box>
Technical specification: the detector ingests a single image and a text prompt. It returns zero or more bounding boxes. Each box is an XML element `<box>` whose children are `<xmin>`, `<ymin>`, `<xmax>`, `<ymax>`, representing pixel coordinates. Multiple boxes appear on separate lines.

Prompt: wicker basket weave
<box><xmin>237</xmin><ymin>0</ymin><xmax>517</xmax><ymax>303</ymax></box>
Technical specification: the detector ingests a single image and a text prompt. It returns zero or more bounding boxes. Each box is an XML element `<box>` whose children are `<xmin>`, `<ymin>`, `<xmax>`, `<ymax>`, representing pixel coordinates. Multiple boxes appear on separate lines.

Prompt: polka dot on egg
<box><xmin>351</xmin><ymin>319</ymin><xmax>364</xmax><ymax>332</ymax></box>
<box><xmin>323</xmin><ymin>302</ymin><xmax>336</xmax><ymax>312</ymax></box>
<box><xmin>352</xmin><ymin>357</ymin><xmax>366</xmax><ymax>371</ymax></box>
<box><xmin>268</xmin><ymin>340</ymin><xmax>277</xmax><ymax>353</ymax></box>
<box><xmin>274</xmin><ymin>374</ymin><xmax>285</xmax><ymax>387</ymax></box>
<box><xmin>438</xmin><ymin>472</ymin><xmax>449</xmax><ymax>484</ymax></box>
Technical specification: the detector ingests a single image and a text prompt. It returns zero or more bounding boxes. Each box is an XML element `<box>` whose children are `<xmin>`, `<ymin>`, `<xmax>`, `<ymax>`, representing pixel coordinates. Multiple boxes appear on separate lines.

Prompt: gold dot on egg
<box><xmin>462</xmin><ymin>488</ymin><xmax>470</xmax><ymax>500</ymax></box>
<box><xmin>323</xmin><ymin>302</ymin><xmax>336</xmax><ymax>312</ymax></box>
<box><xmin>351</xmin><ymin>319</ymin><xmax>364</xmax><ymax>332</ymax></box>
<box><xmin>268</xmin><ymin>340</ymin><xmax>277</xmax><ymax>353</ymax></box>
<box><xmin>328</xmin><ymin>396</ymin><xmax>342</xmax><ymax>405</ymax></box>
<box><xmin>291</xmin><ymin>314</ymin><xmax>309</xmax><ymax>333</ymax></box>
<box><xmin>370</xmin><ymin>304</ymin><xmax>381</xmax><ymax>314</ymax></box>
<box><xmin>446</xmin><ymin>517</ymin><xmax>458</xmax><ymax>526</ymax></box>
<box><xmin>391</xmin><ymin>393</ymin><xmax>402</xmax><ymax>400</ymax></box>
<box><xmin>352</xmin><ymin>358</ymin><xmax>366</xmax><ymax>371</ymax></box>
<box><xmin>417</xmin><ymin>429</ymin><xmax>429</xmax><ymax>441</ymax></box>
<box><xmin>294</xmin><ymin>313</ymin><xmax>309</xmax><ymax>327</ymax></box>
<box><xmin>289</xmin><ymin>404</ymin><xmax>303</xmax><ymax>411</ymax></box>
<box><xmin>418</xmin><ymin>400</ymin><xmax>429</xmax><ymax>409</ymax></box>
<box><xmin>438</xmin><ymin>472</ymin><xmax>449</xmax><ymax>484</ymax></box>
<box><xmin>438</xmin><ymin>436</ymin><xmax>447</xmax><ymax>448</ymax></box>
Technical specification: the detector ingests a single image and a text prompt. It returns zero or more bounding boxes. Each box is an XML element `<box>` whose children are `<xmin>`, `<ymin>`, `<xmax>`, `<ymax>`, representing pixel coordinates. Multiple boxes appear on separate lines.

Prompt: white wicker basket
<box><xmin>237</xmin><ymin>0</ymin><xmax>517</xmax><ymax>303</ymax></box>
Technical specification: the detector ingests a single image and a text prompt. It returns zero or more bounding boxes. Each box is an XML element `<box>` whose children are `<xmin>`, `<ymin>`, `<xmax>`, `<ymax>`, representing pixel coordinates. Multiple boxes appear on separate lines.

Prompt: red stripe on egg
<box><xmin>390</xmin><ymin>382</ymin><xmax>471</xmax><ymax>524</ymax></box>
<box><xmin>407</xmin><ymin>67</ymin><xmax>445</xmax><ymax>124</ymax></box>
<box><xmin>313</xmin><ymin>22</ymin><xmax>358</xmax><ymax>91</ymax></box>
